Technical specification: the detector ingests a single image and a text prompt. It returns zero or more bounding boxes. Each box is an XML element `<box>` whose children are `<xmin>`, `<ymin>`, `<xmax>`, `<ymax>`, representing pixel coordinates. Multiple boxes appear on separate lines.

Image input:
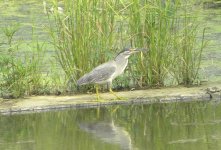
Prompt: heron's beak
<box><xmin>136</xmin><ymin>48</ymin><xmax>148</xmax><ymax>52</ymax></box>
<box><xmin>130</xmin><ymin>48</ymin><xmax>148</xmax><ymax>53</ymax></box>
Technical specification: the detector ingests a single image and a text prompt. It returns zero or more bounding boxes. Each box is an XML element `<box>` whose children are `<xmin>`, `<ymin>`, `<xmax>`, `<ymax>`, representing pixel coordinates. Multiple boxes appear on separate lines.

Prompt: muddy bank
<box><xmin>0</xmin><ymin>82</ymin><xmax>221</xmax><ymax>115</ymax></box>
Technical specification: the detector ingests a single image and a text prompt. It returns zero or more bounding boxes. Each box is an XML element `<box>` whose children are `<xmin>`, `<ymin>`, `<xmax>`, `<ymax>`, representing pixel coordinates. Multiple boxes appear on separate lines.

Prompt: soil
<box><xmin>0</xmin><ymin>81</ymin><xmax>220</xmax><ymax>115</ymax></box>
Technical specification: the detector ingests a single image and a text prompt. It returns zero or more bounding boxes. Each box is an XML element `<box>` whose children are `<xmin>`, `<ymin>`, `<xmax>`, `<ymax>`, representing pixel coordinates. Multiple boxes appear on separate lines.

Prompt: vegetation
<box><xmin>49</xmin><ymin>0</ymin><xmax>207</xmax><ymax>88</ymax></box>
<box><xmin>0</xmin><ymin>24</ymin><xmax>47</xmax><ymax>98</ymax></box>
<box><xmin>0</xmin><ymin>0</ymin><xmax>207</xmax><ymax>98</ymax></box>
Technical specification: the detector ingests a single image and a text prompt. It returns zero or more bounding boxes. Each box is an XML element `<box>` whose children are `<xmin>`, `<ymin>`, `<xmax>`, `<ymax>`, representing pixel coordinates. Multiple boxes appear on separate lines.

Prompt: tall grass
<box><xmin>48</xmin><ymin>0</ymin><xmax>206</xmax><ymax>91</ymax></box>
<box><xmin>0</xmin><ymin>24</ymin><xmax>48</xmax><ymax>98</ymax></box>
<box><xmin>171</xmin><ymin>5</ymin><xmax>208</xmax><ymax>85</ymax></box>
<box><xmin>128</xmin><ymin>0</ymin><xmax>207</xmax><ymax>86</ymax></box>
<box><xmin>128</xmin><ymin>0</ymin><xmax>177</xmax><ymax>86</ymax></box>
<box><xmin>48</xmin><ymin>0</ymin><xmax>120</xmax><ymax>91</ymax></box>
<box><xmin>0</xmin><ymin>0</ymin><xmax>208</xmax><ymax>99</ymax></box>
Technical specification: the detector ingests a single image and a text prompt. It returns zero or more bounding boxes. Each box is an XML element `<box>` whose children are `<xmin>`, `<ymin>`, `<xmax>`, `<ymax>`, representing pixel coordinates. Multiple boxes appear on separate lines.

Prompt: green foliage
<box><xmin>0</xmin><ymin>0</ymin><xmax>207</xmax><ymax>98</ymax></box>
<box><xmin>171</xmin><ymin>13</ymin><xmax>208</xmax><ymax>85</ymax></box>
<box><xmin>0</xmin><ymin>24</ymin><xmax>48</xmax><ymax>98</ymax></box>
<box><xmin>128</xmin><ymin>0</ymin><xmax>207</xmax><ymax>86</ymax></box>
<box><xmin>2</xmin><ymin>23</ymin><xmax>20</xmax><ymax>46</ymax></box>
<box><xmin>48</xmin><ymin>0</ymin><xmax>118</xmax><ymax>91</ymax></box>
<box><xmin>48</xmin><ymin>0</ymin><xmax>206</xmax><ymax>90</ymax></box>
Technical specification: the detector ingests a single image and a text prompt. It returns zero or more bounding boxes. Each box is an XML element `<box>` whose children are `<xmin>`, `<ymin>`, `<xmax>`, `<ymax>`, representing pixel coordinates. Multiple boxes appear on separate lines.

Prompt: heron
<box><xmin>79</xmin><ymin>120</ymin><xmax>133</xmax><ymax>150</ymax></box>
<box><xmin>77</xmin><ymin>48</ymin><xmax>147</xmax><ymax>100</ymax></box>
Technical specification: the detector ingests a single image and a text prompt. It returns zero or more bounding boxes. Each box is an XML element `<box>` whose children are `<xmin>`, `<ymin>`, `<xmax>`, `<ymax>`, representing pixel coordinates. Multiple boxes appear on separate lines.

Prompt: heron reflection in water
<box><xmin>79</xmin><ymin>119</ymin><xmax>134</xmax><ymax>150</ymax></box>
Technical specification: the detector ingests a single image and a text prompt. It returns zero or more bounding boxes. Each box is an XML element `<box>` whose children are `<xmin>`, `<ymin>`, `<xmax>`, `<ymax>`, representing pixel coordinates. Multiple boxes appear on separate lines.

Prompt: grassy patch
<box><xmin>48</xmin><ymin>0</ymin><xmax>207</xmax><ymax>89</ymax></box>
<box><xmin>0</xmin><ymin>24</ymin><xmax>51</xmax><ymax>98</ymax></box>
<box><xmin>0</xmin><ymin>0</ymin><xmax>208</xmax><ymax>98</ymax></box>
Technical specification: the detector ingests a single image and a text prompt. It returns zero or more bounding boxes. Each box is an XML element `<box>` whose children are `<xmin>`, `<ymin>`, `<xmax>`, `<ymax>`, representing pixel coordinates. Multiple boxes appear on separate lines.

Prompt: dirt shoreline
<box><xmin>0</xmin><ymin>82</ymin><xmax>220</xmax><ymax>115</ymax></box>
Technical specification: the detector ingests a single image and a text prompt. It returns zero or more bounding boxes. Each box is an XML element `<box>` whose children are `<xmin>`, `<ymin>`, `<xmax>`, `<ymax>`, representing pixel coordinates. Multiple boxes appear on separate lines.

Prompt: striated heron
<box><xmin>77</xmin><ymin>48</ymin><xmax>147</xmax><ymax>100</ymax></box>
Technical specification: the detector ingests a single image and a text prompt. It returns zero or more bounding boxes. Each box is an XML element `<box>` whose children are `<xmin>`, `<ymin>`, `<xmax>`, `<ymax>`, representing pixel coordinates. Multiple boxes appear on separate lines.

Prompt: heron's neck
<box><xmin>115</xmin><ymin>55</ymin><xmax>129</xmax><ymax>74</ymax></box>
<box><xmin>115</xmin><ymin>55</ymin><xmax>128</xmax><ymax>64</ymax></box>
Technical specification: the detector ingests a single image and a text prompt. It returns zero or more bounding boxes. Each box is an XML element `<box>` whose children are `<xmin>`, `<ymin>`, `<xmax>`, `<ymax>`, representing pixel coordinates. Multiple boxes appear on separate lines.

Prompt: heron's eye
<box><xmin>125</xmin><ymin>51</ymin><xmax>130</xmax><ymax>54</ymax></box>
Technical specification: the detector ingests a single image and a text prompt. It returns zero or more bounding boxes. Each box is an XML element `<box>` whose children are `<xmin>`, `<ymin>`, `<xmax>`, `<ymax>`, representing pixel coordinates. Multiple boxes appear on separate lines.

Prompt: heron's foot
<box><xmin>96</xmin><ymin>97</ymin><xmax>107</xmax><ymax>102</ymax></box>
<box><xmin>113</xmin><ymin>96</ymin><xmax>128</xmax><ymax>100</ymax></box>
<box><xmin>109</xmin><ymin>89</ymin><xmax>127</xmax><ymax>100</ymax></box>
<box><xmin>95</xmin><ymin>93</ymin><xmax>106</xmax><ymax>102</ymax></box>
<box><xmin>113</xmin><ymin>96</ymin><xmax>126</xmax><ymax>100</ymax></box>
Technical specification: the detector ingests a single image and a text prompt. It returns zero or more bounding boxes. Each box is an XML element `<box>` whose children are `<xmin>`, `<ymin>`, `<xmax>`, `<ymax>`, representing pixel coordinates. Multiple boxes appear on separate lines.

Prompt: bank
<box><xmin>0</xmin><ymin>81</ymin><xmax>220</xmax><ymax>115</ymax></box>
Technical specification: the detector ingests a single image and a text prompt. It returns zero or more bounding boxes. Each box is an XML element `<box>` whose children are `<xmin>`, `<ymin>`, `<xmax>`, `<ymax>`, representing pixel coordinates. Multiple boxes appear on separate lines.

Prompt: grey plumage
<box><xmin>77</xmin><ymin>63</ymin><xmax>116</xmax><ymax>85</ymax></box>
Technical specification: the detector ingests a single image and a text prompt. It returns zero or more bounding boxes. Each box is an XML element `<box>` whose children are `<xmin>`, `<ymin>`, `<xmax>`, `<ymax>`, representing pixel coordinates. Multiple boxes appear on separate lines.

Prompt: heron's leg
<box><xmin>95</xmin><ymin>84</ymin><xmax>101</xmax><ymax>101</ymax></box>
<box><xmin>95</xmin><ymin>85</ymin><xmax>106</xmax><ymax>101</ymax></box>
<box><xmin>109</xmin><ymin>88</ymin><xmax>122</xmax><ymax>100</ymax></box>
<box><xmin>108</xmin><ymin>82</ymin><xmax>123</xmax><ymax>100</ymax></box>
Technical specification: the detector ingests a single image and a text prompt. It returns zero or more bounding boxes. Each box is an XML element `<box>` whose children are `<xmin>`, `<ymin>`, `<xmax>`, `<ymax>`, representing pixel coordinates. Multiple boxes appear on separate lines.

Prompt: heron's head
<box><xmin>116</xmin><ymin>48</ymin><xmax>147</xmax><ymax>59</ymax></box>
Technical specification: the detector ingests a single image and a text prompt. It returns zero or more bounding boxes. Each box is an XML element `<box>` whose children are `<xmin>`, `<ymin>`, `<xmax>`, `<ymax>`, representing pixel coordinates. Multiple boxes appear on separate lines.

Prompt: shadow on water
<box><xmin>1</xmin><ymin>100</ymin><xmax>221</xmax><ymax>150</ymax></box>
<box><xmin>79</xmin><ymin>119</ymin><xmax>133</xmax><ymax>150</ymax></box>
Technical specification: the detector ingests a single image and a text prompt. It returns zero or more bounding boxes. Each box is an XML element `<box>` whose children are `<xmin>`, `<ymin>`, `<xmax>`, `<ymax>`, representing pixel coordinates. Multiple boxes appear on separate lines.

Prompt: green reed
<box><xmin>48</xmin><ymin>0</ymin><xmax>119</xmax><ymax>91</ymax></box>
<box><xmin>171</xmin><ymin>5</ymin><xmax>207</xmax><ymax>85</ymax></box>
<box><xmin>0</xmin><ymin>0</ymin><xmax>206</xmax><ymax>98</ymax></box>
<box><xmin>128</xmin><ymin>0</ymin><xmax>206</xmax><ymax>86</ymax></box>
<box><xmin>0</xmin><ymin>24</ymin><xmax>47</xmax><ymax>98</ymax></box>
<box><xmin>48</xmin><ymin>0</ymin><xmax>206</xmax><ymax>91</ymax></box>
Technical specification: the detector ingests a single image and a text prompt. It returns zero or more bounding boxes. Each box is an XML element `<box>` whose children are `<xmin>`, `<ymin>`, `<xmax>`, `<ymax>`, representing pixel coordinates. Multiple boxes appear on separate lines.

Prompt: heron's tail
<box><xmin>77</xmin><ymin>77</ymin><xmax>85</xmax><ymax>85</ymax></box>
<box><xmin>77</xmin><ymin>73</ymin><xmax>91</xmax><ymax>85</ymax></box>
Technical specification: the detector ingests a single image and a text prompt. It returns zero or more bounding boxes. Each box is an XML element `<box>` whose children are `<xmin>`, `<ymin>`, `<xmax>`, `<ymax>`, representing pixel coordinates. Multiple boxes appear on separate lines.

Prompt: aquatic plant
<box><xmin>171</xmin><ymin>8</ymin><xmax>208</xmax><ymax>85</ymax></box>
<box><xmin>0</xmin><ymin>24</ymin><xmax>48</xmax><ymax>98</ymax></box>
<box><xmin>47</xmin><ymin>0</ymin><xmax>207</xmax><ymax>90</ymax></box>
<box><xmin>2</xmin><ymin>23</ymin><xmax>20</xmax><ymax>46</ymax></box>
<box><xmin>47</xmin><ymin>0</ymin><xmax>120</xmax><ymax>92</ymax></box>
<box><xmin>0</xmin><ymin>0</ymin><xmax>207</xmax><ymax>98</ymax></box>
<box><xmin>128</xmin><ymin>0</ymin><xmax>207</xmax><ymax>86</ymax></box>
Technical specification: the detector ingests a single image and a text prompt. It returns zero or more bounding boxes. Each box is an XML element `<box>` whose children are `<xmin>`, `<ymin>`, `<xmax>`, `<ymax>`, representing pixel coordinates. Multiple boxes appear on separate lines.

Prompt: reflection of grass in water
<box><xmin>107</xmin><ymin>100</ymin><xmax>221</xmax><ymax>149</ymax></box>
<box><xmin>0</xmin><ymin>101</ymin><xmax>221</xmax><ymax>149</ymax></box>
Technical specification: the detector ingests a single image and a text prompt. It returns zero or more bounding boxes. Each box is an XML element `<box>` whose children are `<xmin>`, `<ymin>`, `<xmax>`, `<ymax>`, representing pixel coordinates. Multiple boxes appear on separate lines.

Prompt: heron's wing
<box><xmin>91</xmin><ymin>66</ymin><xmax>116</xmax><ymax>82</ymax></box>
<box><xmin>77</xmin><ymin>62</ymin><xmax>116</xmax><ymax>85</ymax></box>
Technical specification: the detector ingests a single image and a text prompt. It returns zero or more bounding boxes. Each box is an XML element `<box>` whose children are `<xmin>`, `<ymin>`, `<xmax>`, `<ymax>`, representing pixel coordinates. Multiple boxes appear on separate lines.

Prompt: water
<box><xmin>0</xmin><ymin>0</ymin><xmax>49</xmax><ymax>41</ymax></box>
<box><xmin>1</xmin><ymin>100</ymin><xmax>221</xmax><ymax>150</ymax></box>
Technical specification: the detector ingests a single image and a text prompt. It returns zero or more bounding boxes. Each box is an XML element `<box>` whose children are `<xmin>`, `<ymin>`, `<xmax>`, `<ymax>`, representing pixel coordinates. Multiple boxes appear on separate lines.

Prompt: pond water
<box><xmin>1</xmin><ymin>100</ymin><xmax>221</xmax><ymax>150</ymax></box>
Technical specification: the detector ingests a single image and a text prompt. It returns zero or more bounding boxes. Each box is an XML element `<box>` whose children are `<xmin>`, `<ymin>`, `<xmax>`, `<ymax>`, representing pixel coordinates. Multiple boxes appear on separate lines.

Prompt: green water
<box><xmin>1</xmin><ymin>100</ymin><xmax>221</xmax><ymax>150</ymax></box>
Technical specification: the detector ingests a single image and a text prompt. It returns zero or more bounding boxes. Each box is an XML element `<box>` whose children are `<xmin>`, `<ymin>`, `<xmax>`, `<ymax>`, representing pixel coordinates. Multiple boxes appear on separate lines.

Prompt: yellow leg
<box><xmin>95</xmin><ymin>85</ymin><xmax>101</xmax><ymax>101</ymax></box>
<box><xmin>109</xmin><ymin>88</ymin><xmax>123</xmax><ymax>100</ymax></box>
<box><xmin>95</xmin><ymin>85</ymin><xmax>106</xmax><ymax>101</ymax></box>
